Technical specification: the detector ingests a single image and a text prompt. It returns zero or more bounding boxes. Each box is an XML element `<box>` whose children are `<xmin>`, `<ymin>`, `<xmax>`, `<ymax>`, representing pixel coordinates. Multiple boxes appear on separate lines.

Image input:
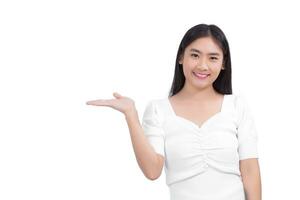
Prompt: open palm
<box><xmin>86</xmin><ymin>92</ymin><xmax>136</xmax><ymax>115</ymax></box>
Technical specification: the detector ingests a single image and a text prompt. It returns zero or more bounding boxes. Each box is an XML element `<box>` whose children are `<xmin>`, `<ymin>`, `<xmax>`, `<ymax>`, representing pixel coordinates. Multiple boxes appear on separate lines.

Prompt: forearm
<box><xmin>241</xmin><ymin>168</ymin><xmax>262</xmax><ymax>200</ymax></box>
<box><xmin>125</xmin><ymin>109</ymin><xmax>161</xmax><ymax>180</ymax></box>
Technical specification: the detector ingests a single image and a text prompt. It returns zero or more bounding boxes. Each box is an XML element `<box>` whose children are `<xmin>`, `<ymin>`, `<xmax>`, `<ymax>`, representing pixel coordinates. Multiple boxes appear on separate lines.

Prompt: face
<box><xmin>179</xmin><ymin>36</ymin><xmax>224</xmax><ymax>90</ymax></box>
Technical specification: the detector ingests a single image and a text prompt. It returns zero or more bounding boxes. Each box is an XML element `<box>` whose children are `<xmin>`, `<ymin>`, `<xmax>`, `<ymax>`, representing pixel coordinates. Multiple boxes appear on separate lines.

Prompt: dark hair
<box><xmin>168</xmin><ymin>23</ymin><xmax>232</xmax><ymax>97</ymax></box>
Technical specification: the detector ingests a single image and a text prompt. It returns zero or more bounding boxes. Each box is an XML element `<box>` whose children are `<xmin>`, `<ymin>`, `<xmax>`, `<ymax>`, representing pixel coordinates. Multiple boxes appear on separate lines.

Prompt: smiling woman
<box><xmin>189</xmin><ymin>48</ymin><xmax>222</xmax><ymax>78</ymax></box>
<box><xmin>175</xmin><ymin>35</ymin><xmax>227</xmax><ymax>96</ymax></box>
<box><xmin>141</xmin><ymin>23</ymin><xmax>261</xmax><ymax>200</ymax></box>
<box><xmin>86</xmin><ymin>23</ymin><xmax>261</xmax><ymax>200</ymax></box>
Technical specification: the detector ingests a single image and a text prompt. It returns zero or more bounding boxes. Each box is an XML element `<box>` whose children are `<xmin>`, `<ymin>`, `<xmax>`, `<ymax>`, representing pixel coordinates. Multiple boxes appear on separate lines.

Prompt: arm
<box><xmin>240</xmin><ymin>158</ymin><xmax>262</xmax><ymax>200</ymax></box>
<box><xmin>86</xmin><ymin>92</ymin><xmax>164</xmax><ymax>180</ymax></box>
<box><xmin>125</xmin><ymin>109</ymin><xmax>165</xmax><ymax>180</ymax></box>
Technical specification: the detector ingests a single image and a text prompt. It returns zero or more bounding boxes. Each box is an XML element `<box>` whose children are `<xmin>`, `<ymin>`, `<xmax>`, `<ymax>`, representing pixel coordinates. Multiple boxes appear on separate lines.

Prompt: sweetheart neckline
<box><xmin>166</xmin><ymin>95</ymin><xmax>227</xmax><ymax>129</ymax></box>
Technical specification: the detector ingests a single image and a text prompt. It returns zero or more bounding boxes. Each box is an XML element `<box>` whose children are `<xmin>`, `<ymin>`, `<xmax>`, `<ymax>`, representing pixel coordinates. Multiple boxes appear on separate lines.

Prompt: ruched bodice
<box><xmin>141</xmin><ymin>93</ymin><xmax>259</xmax><ymax>200</ymax></box>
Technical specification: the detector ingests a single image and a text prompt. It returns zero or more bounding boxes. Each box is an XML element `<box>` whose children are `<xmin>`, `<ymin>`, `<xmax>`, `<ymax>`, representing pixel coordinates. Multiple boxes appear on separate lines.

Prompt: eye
<box><xmin>191</xmin><ymin>53</ymin><xmax>199</xmax><ymax>58</ymax></box>
<box><xmin>210</xmin><ymin>57</ymin><xmax>218</xmax><ymax>60</ymax></box>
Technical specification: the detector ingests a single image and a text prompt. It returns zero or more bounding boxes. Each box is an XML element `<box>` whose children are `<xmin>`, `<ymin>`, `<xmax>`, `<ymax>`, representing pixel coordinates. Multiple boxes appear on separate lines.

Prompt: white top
<box><xmin>141</xmin><ymin>93</ymin><xmax>259</xmax><ymax>200</ymax></box>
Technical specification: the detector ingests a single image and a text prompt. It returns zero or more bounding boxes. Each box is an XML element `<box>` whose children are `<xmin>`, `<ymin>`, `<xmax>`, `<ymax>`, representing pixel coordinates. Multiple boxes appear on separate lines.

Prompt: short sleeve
<box><xmin>235</xmin><ymin>94</ymin><xmax>259</xmax><ymax>160</ymax></box>
<box><xmin>141</xmin><ymin>100</ymin><xmax>165</xmax><ymax>157</ymax></box>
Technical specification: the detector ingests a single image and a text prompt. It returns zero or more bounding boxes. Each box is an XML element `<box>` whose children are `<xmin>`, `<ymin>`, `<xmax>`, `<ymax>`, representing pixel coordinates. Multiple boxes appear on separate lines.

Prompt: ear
<box><xmin>221</xmin><ymin>61</ymin><xmax>225</xmax><ymax>70</ymax></box>
<box><xmin>178</xmin><ymin>54</ymin><xmax>183</xmax><ymax>65</ymax></box>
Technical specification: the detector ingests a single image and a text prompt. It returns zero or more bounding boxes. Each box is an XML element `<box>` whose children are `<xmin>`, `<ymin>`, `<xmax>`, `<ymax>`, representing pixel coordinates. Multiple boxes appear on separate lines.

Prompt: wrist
<box><xmin>124</xmin><ymin>108</ymin><xmax>138</xmax><ymax>119</ymax></box>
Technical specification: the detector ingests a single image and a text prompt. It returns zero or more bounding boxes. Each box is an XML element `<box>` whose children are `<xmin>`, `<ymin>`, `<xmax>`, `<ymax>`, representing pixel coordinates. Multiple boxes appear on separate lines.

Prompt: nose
<box><xmin>196</xmin><ymin>57</ymin><xmax>209</xmax><ymax>70</ymax></box>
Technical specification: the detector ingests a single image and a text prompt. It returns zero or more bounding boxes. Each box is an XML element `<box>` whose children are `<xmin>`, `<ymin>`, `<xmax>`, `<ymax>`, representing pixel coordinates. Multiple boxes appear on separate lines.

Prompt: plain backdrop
<box><xmin>1</xmin><ymin>0</ymin><xmax>299</xmax><ymax>199</ymax></box>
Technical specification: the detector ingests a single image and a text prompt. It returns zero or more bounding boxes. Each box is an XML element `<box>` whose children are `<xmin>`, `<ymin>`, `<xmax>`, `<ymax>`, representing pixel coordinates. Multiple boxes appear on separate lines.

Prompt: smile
<box><xmin>193</xmin><ymin>72</ymin><xmax>210</xmax><ymax>79</ymax></box>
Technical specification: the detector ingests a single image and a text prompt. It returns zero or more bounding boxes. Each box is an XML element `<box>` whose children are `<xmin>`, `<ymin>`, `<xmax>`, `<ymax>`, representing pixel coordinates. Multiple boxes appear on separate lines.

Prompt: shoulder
<box><xmin>145</xmin><ymin>98</ymin><xmax>169</xmax><ymax>110</ymax></box>
<box><xmin>231</xmin><ymin>92</ymin><xmax>255</xmax><ymax>124</ymax></box>
<box><xmin>231</xmin><ymin>92</ymin><xmax>249</xmax><ymax>110</ymax></box>
<box><xmin>143</xmin><ymin>98</ymin><xmax>169</xmax><ymax>122</ymax></box>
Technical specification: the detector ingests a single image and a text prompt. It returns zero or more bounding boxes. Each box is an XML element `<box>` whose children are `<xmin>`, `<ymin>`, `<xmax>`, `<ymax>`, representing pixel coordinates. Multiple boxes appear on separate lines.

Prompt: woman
<box><xmin>86</xmin><ymin>23</ymin><xmax>262</xmax><ymax>200</ymax></box>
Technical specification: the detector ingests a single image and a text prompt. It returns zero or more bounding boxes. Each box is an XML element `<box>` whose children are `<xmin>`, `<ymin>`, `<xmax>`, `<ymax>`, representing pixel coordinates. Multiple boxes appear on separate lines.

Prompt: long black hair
<box><xmin>168</xmin><ymin>24</ymin><xmax>232</xmax><ymax>97</ymax></box>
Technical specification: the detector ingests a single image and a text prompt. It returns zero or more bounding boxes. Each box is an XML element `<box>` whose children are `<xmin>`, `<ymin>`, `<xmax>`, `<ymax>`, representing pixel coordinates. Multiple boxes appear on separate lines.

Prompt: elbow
<box><xmin>145</xmin><ymin>171</ymin><xmax>161</xmax><ymax>181</ymax></box>
<box><xmin>146</xmin><ymin>174</ymin><xmax>159</xmax><ymax>181</ymax></box>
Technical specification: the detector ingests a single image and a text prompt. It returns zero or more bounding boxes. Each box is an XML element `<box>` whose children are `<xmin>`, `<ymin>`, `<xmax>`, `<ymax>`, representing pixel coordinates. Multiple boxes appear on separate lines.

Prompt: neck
<box><xmin>178</xmin><ymin>83</ymin><xmax>218</xmax><ymax>101</ymax></box>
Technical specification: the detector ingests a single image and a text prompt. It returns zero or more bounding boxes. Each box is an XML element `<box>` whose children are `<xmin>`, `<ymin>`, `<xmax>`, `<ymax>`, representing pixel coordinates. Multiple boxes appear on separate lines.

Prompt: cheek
<box><xmin>182</xmin><ymin>64</ymin><xmax>195</xmax><ymax>77</ymax></box>
<box><xmin>212</xmin><ymin>65</ymin><xmax>222</xmax><ymax>73</ymax></box>
<box><xmin>210</xmin><ymin>61</ymin><xmax>223</xmax><ymax>72</ymax></box>
<box><xmin>210</xmin><ymin>67</ymin><xmax>223</xmax><ymax>80</ymax></box>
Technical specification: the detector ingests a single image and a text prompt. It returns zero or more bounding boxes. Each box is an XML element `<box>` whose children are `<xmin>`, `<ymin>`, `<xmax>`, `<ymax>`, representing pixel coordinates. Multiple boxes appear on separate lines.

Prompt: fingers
<box><xmin>86</xmin><ymin>92</ymin><xmax>123</xmax><ymax>106</ymax></box>
<box><xmin>86</xmin><ymin>100</ymin><xmax>95</xmax><ymax>105</ymax></box>
<box><xmin>86</xmin><ymin>100</ymin><xmax>96</xmax><ymax>105</ymax></box>
<box><xmin>86</xmin><ymin>99</ymin><xmax>109</xmax><ymax>106</ymax></box>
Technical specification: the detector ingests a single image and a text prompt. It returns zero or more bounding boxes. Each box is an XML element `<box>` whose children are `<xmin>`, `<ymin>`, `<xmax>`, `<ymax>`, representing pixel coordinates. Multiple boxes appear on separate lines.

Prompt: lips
<box><xmin>193</xmin><ymin>72</ymin><xmax>210</xmax><ymax>78</ymax></box>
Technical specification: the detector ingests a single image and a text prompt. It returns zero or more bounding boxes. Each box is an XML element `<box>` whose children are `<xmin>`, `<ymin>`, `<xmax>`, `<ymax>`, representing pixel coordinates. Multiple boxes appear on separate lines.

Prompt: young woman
<box><xmin>86</xmin><ymin>24</ymin><xmax>262</xmax><ymax>200</ymax></box>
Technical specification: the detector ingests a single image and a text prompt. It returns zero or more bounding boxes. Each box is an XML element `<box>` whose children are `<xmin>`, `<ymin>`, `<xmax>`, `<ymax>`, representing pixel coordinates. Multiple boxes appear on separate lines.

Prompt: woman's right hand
<box><xmin>86</xmin><ymin>92</ymin><xmax>136</xmax><ymax>116</ymax></box>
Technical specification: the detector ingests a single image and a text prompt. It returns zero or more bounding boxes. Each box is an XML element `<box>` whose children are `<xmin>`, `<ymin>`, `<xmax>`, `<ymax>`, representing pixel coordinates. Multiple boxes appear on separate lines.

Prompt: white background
<box><xmin>1</xmin><ymin>0</ymin><xmax>299</xmax><ymax>199</ymax></box>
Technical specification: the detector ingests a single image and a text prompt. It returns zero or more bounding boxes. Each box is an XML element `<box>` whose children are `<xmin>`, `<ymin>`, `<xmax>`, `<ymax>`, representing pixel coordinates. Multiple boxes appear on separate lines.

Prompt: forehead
<box><xmin>186</xmin><ymin>37</ymin><xmax>223</xmax><ymax>55</ymax></box>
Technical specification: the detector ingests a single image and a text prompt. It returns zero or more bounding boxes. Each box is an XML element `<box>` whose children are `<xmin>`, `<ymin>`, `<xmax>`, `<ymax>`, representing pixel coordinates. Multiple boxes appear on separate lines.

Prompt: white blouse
<box><xmin>141</xmin><ymin>93</ymin><xmax>259</xmax><ymax>200</ymax></box>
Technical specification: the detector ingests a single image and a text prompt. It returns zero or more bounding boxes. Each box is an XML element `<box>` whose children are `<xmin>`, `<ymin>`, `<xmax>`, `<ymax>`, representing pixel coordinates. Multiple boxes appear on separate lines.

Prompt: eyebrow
<box><xmin>189</xmin><ymin>48</ymin><xmax>221</xmax><ymax>56</ymax></box>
